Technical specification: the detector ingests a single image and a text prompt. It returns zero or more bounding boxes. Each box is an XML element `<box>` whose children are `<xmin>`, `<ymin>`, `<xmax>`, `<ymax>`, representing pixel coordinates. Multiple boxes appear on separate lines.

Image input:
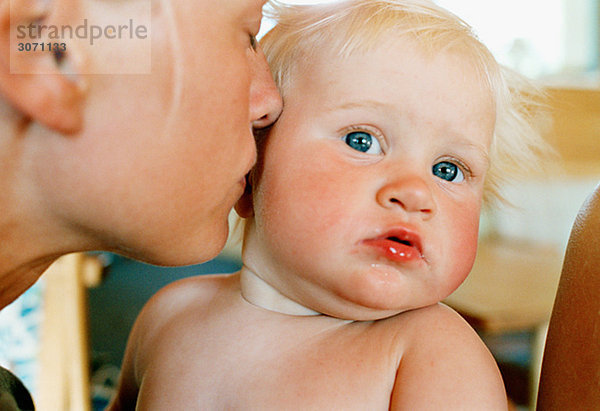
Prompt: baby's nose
<box><xmin>376</xmin><ymin>174</ymin><xmax>436</xmax><ymax>219</ymax></box>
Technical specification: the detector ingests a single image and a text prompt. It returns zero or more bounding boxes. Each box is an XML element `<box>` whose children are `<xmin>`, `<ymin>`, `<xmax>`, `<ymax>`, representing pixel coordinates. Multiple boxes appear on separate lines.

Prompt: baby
<box><xmin>110</xmin><ymin>0</ymin><xmax>547</xmax><ymax>409</ymax></box>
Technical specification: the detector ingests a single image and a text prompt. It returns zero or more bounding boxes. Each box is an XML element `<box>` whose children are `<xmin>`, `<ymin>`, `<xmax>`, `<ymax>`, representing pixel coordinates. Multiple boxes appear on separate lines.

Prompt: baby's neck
<box><xmin>240</xmin><ymin>266</ymin><xmax>321</xmax><ymax>316</ymax></box>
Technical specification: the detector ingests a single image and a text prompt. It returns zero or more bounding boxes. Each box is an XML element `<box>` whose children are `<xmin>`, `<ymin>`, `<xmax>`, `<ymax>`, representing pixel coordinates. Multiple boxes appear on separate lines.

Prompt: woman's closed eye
<box><xmin>249</xmin><ymin>34</ymin><xmax>258</xmax><ymax>51</ymax></box>
<box><xmin>343</xmin><ymin>131</ymin><xmax>383</xmax><ymax>155</ymax></box>
<box><xmin>432</xmin><ymin>161</ymin><xmax>465</xmax><ymax>183</ymax></box>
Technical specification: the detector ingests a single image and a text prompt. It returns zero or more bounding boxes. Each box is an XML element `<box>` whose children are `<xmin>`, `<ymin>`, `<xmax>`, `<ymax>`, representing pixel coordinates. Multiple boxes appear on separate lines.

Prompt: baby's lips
<box><xmin>361</xmin><ymin>226</ymin><xmax>424</xmax><ymax>262</ymax></box>
<box><xmin>378</xmin><ymin>227</ymin><xmax>423</xmax><ymax>254</ymax></box>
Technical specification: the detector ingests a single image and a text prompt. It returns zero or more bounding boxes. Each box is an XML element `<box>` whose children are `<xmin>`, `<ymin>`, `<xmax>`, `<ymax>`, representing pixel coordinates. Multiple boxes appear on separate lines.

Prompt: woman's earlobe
<box><xmin>234</xmin><ymin>176</ymin><xmax>255</xmax><ymax>218</ymax></box>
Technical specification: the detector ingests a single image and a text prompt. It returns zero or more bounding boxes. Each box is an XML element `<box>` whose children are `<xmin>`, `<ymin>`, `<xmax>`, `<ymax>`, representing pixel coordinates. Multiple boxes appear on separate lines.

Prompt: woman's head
<box><xmin>1</xmin><ymin>0</ymin><xmax>282</xmax><ymax>266</ymax></box>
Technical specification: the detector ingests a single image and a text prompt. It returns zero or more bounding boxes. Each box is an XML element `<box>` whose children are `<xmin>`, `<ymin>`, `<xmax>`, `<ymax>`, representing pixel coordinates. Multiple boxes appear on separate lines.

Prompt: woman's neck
<box><xmin>0</xmin><ymin>189</ymin><xmax>85</xmax><ymax>309</ymax></box>
<box><xmin>0</xmin><ymin>114</ymin><xmax>89</xmax><ymax>308</ymax></box>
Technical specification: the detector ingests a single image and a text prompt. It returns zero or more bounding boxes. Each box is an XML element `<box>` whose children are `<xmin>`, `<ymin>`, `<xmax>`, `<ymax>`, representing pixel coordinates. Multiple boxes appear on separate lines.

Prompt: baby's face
<box><xmin>245</xmin><ymin>34</ymin><xmax>495</xmax><ymax>320</ymax></box>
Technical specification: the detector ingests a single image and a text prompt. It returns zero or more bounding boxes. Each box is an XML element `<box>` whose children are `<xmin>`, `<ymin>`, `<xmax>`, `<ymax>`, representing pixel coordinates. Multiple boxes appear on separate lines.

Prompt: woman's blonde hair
<box><xmin>259</xmin><ymin>0</ymin><xmax>551</xmax><ymax>206</ymax></box>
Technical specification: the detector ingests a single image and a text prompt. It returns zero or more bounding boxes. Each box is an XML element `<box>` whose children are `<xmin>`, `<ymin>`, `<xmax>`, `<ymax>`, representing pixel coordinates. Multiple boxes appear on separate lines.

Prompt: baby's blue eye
<box><xmin>343</xmin><ymin>131</ymin><xmax>382</xmax><ymax>154</ymax></box>
<box><xmin>432</xmin><ymin>161</ymin><xmax>464</xmax><ymax>182</ymax></box>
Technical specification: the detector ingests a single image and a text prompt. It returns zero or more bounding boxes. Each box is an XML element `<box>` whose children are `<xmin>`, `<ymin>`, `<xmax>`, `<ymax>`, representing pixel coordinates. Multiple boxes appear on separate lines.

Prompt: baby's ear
<box><xmin>234</xmin><ymin>176</ymin><xmax>254</xmax><ymax>218</ymax></box>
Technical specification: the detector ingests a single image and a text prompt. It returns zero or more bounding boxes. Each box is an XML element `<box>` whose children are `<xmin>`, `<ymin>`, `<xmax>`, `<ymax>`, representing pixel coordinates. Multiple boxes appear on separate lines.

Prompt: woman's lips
<box><xmin>361</xmin><ymin>228</ymin><xmax>423</xmax><ymax>262</ymax></box>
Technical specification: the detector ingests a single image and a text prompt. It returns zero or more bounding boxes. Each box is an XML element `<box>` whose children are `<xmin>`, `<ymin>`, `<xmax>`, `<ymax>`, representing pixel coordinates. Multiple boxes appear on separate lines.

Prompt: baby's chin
<box><xmin>305</xmin><ymin>295</ymin><xmax>429</xmax><ymax>322</ymax></box>
<box><xmin>309</xmin><ymin>270</ymin><xmax>446</xmax><ymax>321</ymax></box>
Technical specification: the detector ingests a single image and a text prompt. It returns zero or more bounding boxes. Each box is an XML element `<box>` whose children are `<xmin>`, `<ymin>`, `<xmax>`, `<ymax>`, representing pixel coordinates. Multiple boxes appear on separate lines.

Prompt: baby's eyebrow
<box><xmin>324</xmin><ymin>99</ymin><xmax>491</xmax><ymax>165</ymax></box>
<box><xmin>325</xmin><ymin>99</ymin><xmax>395</xmax><ymax>113</ymax></box>
<box><xmin>451</xmin><ymin>140</ymin><xmax>490</xmax><ymax>168</ymax></box>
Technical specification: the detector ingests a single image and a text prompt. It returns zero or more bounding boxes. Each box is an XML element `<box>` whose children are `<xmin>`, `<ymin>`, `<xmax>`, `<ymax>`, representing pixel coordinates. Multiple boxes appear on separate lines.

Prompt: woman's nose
<box><xmin>376</xmin><ymin>174</ymin><xmax>436</xmax><ymax>219</ymax></box>
<box><xmin>249</xmin><ymin>47</ymin><xmax>283</xmax><ymax>129</ymax></box>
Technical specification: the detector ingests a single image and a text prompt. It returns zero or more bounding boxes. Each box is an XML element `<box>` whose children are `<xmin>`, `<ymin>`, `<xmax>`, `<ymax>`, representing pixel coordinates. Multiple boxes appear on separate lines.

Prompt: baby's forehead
<box><xmin>289</xmin><ymin>32</ymin><xmax>493</xmax><ymax>96</ymax></box>
<box><xmin>285</xmin><ymin>38</ymin><xmax>495</xmax><ymax>133</ymax></box>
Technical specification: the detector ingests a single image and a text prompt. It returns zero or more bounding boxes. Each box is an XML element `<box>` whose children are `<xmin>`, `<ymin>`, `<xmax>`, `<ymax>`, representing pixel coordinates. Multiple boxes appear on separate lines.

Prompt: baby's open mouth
<box><xmin>382</xmin><ymin>228</ymin><xmax>423</xmax><ymax>254</ymax></box>
<box><xmin>387</xmin><ymin>236</ymin><xmax>413</xmax><ymax>247</ymax></box>
<box><xmin>362</xmin><ymin>228</ymin><xmax>424</xmax><ymax>262</ymax></box>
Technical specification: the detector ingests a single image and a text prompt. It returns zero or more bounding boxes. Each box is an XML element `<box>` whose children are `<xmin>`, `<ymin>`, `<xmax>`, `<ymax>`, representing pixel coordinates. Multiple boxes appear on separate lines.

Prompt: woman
<box><xmin>1</xmin><ymin>0</ymin><xmax>282</xmax><ymax>406</ymax></box>
<box><xmin>0</xmin><ymin>0</ymin><xmax>282</xmax><ymax>309</ymax></box>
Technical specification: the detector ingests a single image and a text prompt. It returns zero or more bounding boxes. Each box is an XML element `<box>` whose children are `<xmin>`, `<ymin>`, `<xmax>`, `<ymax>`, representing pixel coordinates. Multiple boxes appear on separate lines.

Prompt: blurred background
<box><xmin>1</xmin><ymin>1</ymin><xmax>598</xmax><ymax>410</ymax></box>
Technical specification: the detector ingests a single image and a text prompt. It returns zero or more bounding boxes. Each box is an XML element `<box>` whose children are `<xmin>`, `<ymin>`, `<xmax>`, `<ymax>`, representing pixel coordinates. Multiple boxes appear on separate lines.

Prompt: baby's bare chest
<box><xmin>139</xmin><ymin>316</ymin><xmax>403</xmax><ymax>409</ymax></box>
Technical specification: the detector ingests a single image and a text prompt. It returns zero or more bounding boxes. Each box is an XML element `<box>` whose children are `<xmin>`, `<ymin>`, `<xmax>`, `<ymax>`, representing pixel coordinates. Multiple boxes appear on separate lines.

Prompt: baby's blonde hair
<box><xmin>259</xmin><ymin>0</ymin><xmax>551</xmax><ymax>206</ymax></box>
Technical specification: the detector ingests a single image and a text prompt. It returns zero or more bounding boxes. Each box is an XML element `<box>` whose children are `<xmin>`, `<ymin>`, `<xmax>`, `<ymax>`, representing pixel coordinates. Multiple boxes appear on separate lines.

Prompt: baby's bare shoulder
<box><xmin>378</xmin><ymin>303</ymin><xmax>475</xmax><ymax>339</ymax></box>
<box><xmin>111</xmin><ymin>273</ymin><xmax>240</xmax><ymax>410</ymax></box>
<box><xmin>140</xmin><ymin>273</ymin><xmax>236</xmax><ymax>324</ymax></box>
<box><xmin>402</xmin><ymin>302</ymin><xmax>471</xmax><ymax>328</ymax></box>
<box><xmin>130</xmin><ymin>273</ymin><xmax>239</xmax><ymax>353</ymax></box>
<box><xmin>384</xmin><ymin>304</ymin><xmax>507</xmax><ymax>409</ymax></box>
<box><xmin>383</xmin><ymin>303</ymin><xmax>494</xmax><ymax>364</ymax></box>
<box><xmin>151</xmin><ymin>273</ymin><xmax>234</xmax><ymax>306</ymax></box>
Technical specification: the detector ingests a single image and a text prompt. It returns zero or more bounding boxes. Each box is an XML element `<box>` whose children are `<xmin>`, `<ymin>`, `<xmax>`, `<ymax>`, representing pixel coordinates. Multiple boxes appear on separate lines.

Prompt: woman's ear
<box><xmin>234</xmin><ymin>175</ymin><xmax>255</xmax><ymax>218</ymax></box>
<box><xmin>0</xmin><ymin>0</ymin><xmax>85</xmax><ymax>134</ymax></box>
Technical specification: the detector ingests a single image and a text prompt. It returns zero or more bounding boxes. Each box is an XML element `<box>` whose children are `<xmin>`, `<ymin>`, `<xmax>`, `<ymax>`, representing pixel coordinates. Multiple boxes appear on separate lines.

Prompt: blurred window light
<box><xmin>435</xmin><ymin>0</ymin><xmax>599</xmax><ymax>82</ymax></box>
<box><xmin>260</xmin><ymin>0</ymin><xmax>599</xmax><ymax>83</ymax></box>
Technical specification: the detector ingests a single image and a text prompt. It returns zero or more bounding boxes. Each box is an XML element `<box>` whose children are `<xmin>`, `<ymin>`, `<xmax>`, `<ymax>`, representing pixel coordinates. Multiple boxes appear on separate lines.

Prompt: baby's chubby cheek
<box><xmin>259</xmin><ymin>174</ymin><xmax>345</xmax><ymax>245</ymax></box>
<box><xmin>258</xmin><ymin>149</ymin><xmax>351</xmax><ymax>225</ymax></box>
<box><xmin>443</xmin><ymin>208</ymin><xmax>481</xmax><ymax>293</ymax></box>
